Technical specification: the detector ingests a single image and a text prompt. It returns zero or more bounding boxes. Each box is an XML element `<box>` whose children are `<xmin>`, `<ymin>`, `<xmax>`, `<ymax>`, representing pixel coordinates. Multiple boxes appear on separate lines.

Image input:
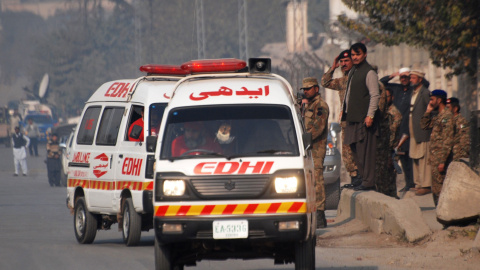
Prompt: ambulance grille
<box><xmin>190</xmin><ymin>177</ymin><xmax>269</xmax><ymax>198</ymax></box>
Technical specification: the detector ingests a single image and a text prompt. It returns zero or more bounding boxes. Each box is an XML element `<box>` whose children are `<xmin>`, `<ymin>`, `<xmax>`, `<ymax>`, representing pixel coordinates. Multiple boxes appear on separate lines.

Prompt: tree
<box><xmin>338</xmin><ymin>0</ymin><xmax>480</xmax><ymax>110</ymax></box>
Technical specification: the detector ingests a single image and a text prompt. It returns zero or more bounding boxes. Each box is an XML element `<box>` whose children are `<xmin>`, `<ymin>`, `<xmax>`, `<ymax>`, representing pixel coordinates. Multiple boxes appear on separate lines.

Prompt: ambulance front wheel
<box><xmin>155</xmin><ymin>238</ymin><xmax>184</xmax><ymax>270</ymax></box>
<box><xmin>122</xmin><ymin>198</ymin><xmax>141</xmax><ymax>246</ymax></box>
<box><xmin>294</xmin><ymin>237</ymin><xmax>315</xmax><ymax>270</ymax></box>
<box><xmin>74</xmin><ymin>197</ymin><xmax>98</xmax><ymax>244</ymax></box>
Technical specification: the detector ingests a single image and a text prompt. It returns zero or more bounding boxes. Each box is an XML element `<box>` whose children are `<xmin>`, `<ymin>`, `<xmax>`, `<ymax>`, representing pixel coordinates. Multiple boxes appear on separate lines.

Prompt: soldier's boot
<box><xmin>316</xmin><ymin>210</ymin><xmax>327</xmax><ymax>229</ymax></box>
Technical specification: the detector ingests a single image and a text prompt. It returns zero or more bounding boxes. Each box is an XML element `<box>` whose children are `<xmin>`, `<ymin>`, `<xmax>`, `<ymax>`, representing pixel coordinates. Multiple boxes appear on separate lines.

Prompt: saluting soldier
<box><xmin>302</xmin><ymin>77</ymin><xmax>330</xmax><ymax>228</ymax></box>
<box><xmin>321</xmin><ymin>50</ymin><xmax>360</xmax><ymax>186</ymax></box>
<box><xmin>446</xmin><ymin>97</ymin><xmax>470</xmax><ymax>161</ymax></box>
<box><xmin>420</xmin><ymin>90</ymin><xmax>454</xmax><ymax>206</ymax></box>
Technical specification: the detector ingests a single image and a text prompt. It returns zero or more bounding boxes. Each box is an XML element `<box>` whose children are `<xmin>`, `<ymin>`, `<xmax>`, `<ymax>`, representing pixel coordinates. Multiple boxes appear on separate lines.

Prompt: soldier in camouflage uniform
<box><xmin>420</xmin><ymin>90</ymin><xmax>454</xmax><ymax>206</ymax></box>
<box><xmin>302</xmin><ymin>77</ymin><xmax>329</xmax><ymax>228</ymax></box>
<box><xmin>376</xmin><ymin>88</ymin><xmax>402</xmax><ymax>197</ymax></box>
<box><xmin>446</xmin><ymin>97</ymin><xmax>470</xmax><ymax>161</ymax></box>
<box><xmin>373</xmin><ymin>79</ymin><xmax>397</xmax><ymax>197</ymax></box>
<box><xmin>320</xmin><ymin>50</ymin><xmax>360</xmax><ymax>185</ymax></box>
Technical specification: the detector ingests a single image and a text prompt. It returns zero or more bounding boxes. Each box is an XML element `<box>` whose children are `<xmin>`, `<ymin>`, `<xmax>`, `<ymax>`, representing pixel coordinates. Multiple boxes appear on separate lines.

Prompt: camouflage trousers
<box><xmin>375</xmin><ymin>157</ymin><xmax>398</xmax><ymax>198</ymax></box>
<box><xmin>431</xmin><ymin>162</ymin><xmax>448</xmax><ymax>206</ymax></box>
<box><xmin>312</xmin><ymin>143</ymin><xmax>326</xmax><ymax>211</ymax></box>
<box><xmin>314</xmin><ymin>166</ymin><xmax>325</xmax><ymax>211</ymax></box>
<box><xmin>341</xmin><ymin>124</ymin><xmax>357</xmax><ymax>175</ymax></box>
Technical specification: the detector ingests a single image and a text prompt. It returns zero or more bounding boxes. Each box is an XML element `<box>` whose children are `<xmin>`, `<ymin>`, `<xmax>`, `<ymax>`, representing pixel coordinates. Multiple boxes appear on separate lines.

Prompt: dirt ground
<box><xmin>318</xmin><ymin>205</ymin><xmax>480</xmax><ymax>269</ymax></box>
<box><xmin>322</xmin><ymin>166</ymin><xmax>480</xmax><ymax>269</ymax></box>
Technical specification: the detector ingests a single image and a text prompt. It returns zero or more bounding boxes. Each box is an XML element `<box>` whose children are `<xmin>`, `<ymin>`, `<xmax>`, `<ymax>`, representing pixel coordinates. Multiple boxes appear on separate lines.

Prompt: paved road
<box><xmin>0</xmin><ymin>144</ymin><xmax>368</xmax><ymax>270</ymax></box>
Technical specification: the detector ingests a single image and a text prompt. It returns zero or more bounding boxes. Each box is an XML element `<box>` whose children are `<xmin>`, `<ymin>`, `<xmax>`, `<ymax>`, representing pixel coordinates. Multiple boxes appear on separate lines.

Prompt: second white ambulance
<box><xmin>66</xmin><ymin>66</ymin><xmax>186</xmax><ymax>246</ymax></box>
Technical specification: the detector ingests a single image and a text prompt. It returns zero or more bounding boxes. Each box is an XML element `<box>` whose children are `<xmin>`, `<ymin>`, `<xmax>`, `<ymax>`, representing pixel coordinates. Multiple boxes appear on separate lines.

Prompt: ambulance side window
<box><xmin>149</xmin><ymin>103</ymin><xmax>167</xmax><ymax>136</ymax></box>
<box><xmin>125</xmin><ymin>105</ymin><xmax>144</xmax><ymax>141</ymax></box>
<box><xmin>77</xmin><ymin>106</ymin><xmax>101</xmax><ymax>145</ymax></box>
<box><xmin>96</xmin><ymin>107</ymin><xmax>124</xmax><ymax>146</ymax></box>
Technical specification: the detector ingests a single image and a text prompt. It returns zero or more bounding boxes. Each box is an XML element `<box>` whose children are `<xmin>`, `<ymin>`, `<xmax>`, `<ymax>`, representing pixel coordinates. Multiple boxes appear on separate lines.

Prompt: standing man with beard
<box><xmin>321</xmin><ymin>50</ymin><xmax>361</xmax><ymax>187</ymax></box>
<box><xmin>302</xmin><ymin>77</ymin><xmax>329</xmax><ymax>228</ymax></box>
<box><xmin>342</xmin><ymin>43</ymin><xmax>380</xmax><ymax>191</ymax></box>
<box><xmin>421</xmin><ymin>90</ymin><xmax>454</xmax><ymax>206</ymax></box>
<box><xmin>409</xmin><ymin>70</ymin><xmax>432</xmax><ymax>196</ymax></box>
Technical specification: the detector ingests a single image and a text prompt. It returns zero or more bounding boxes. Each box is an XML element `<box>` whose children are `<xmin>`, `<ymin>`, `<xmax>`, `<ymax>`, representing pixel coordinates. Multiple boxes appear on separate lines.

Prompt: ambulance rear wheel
<box><xmin>294</xmin><ymin>237</ymin><xmax>315</xmax><ymax>270</ymax></box>
<box><xmin>74</xmin><ymin>197</ymin><xmax>97</xmax><ymax>244</ymax></box>
<box><xmin>122</xmin><ymin>198</ymin><xmax>141</xmax><ymax>246</ymax></box>
<box><xmin>155</xmin><ymin>238</ymin><xmax>184</xmax><ymax>270</ymax></box>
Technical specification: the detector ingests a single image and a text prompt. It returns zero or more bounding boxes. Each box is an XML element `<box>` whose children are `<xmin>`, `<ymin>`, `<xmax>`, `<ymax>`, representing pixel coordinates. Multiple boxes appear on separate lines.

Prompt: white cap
<box><xmin>399</xmin><ymin>67</ymin><xmax>411</xmax><ymax>75</ymax></box>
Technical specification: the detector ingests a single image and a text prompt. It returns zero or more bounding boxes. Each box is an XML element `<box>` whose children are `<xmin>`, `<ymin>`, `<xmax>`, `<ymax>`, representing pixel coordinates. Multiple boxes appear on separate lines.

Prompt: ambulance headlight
<box><xmin>163</xmin><ymin>180</ymin><xmax>185</xmax><ymax>196</ymax></box>
<box><xmin>274</xmin><ymin>176</ymin><xmax>298</xmax><ymax>193</ymax></box>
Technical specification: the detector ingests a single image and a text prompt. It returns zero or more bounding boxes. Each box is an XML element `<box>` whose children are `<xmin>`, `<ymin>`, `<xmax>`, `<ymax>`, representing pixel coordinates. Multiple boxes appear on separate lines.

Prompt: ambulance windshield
<box><xmin>160</xmin><ymin>105</ymin><xmax>299</xmax><ymax>160</ymax></box>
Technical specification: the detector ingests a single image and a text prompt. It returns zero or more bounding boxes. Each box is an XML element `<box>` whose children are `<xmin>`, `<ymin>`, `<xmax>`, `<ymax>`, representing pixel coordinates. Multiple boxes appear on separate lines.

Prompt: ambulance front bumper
<box><xmin>154</xmin><ymin>214</ymin><xmax>308</xmax><ymax>244</ymax></box>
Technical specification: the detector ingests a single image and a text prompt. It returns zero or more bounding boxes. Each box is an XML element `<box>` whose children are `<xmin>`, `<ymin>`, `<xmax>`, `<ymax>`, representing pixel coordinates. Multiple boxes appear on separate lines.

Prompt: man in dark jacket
<box><xmin>342</xmin><ymin>43</ymin><xmax>380</xmax><ymax>191</ymax></box>
<box><xmin>408</xmin><ymin>70</ymin><xmax>432</xmax><ymax>196</ymax></box>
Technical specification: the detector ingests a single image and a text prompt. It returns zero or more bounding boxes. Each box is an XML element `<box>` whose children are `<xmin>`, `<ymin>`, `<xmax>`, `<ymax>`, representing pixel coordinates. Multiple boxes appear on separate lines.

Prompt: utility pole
<box><xmin>133</xmin><ymin>0</ymin><xmax>142</xmax><ymax>66</ymax></box>
<box><xmin>195</xmin><ymin>0</ymin><xmax>206</xmax><ymax>59</ymax></box>
<box><xmin>238</xmin><ymin>0</ymin><xmax>248</xmax><ymax>61</ymax></box>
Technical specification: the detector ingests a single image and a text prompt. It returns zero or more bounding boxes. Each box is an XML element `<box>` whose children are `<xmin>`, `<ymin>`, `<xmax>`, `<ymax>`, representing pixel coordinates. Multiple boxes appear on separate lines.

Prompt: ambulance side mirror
<box><xmin>302</xmin><ymin>132</ymin><xmax>312</xmax><ymax>151</ymax></box>
<box><xmin>146</xmin><ymin>135</ymin><xmax>157</xmax><ymax>153</ymax></box>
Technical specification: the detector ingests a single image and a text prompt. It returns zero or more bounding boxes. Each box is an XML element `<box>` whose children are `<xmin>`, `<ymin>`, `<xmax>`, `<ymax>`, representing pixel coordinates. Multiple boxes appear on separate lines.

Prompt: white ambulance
<box><xmin>66</xmin><ymin>65</ymin><xmax>186</xmax><ymax>246</ymax></box>
<box><xmin>149</xmin><ymin>59</ymin><xmax>317</xmax><ymax>269</ymax></box>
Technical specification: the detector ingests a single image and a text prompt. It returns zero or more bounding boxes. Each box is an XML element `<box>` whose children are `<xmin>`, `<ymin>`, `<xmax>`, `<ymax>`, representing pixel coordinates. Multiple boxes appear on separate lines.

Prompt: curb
<box><xmin>335</xmin><ymin>188</ymin><xmax>432</xmax><ymax>242</ymax></box>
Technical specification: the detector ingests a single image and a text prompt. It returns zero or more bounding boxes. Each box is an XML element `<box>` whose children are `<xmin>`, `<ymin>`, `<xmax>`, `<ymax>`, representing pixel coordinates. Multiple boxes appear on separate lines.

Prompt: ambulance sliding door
<box><xmin>87</xmin><ymin>106</ymin><xmax>124</xmax><ymax>212</ymax></box>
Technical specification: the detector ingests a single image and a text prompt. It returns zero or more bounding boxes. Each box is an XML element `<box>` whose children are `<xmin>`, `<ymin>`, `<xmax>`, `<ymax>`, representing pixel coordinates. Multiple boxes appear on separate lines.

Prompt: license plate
<box><xmin>212</xmin><ymin>220</ymin><xmax>248</xmax><ymax>239</ymax></box>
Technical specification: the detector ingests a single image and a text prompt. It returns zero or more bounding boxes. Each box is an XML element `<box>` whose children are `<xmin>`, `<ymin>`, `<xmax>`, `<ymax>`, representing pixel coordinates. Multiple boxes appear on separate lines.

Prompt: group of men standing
<box><xmin>302</xmin><ymin>42</ymin><xmax>470</xmax><ymax>229</ymax></box>
<box><xmin>11</xmin><ymin>121</ymin><xmax>63</xmax><ymax>187</ymax></box>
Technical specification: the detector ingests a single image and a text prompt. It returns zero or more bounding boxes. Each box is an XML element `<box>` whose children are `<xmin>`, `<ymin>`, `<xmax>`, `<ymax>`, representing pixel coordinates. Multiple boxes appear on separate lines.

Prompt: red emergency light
<box><xmin>139</xmin><ymin>65</ymin><xmax>189</xmax><ymax>75</ymax></box>
<box><xmin>181</xmin><ymin>59</ymin><xmax>247</xmax><ymax>73</ymax></box>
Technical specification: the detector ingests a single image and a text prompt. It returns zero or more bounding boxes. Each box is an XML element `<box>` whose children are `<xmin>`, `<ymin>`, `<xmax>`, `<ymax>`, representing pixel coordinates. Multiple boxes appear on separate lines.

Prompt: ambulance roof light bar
<box><xmin>139</xmin><ymin>64</ymin><xmax>189</xmax><ymax>75</ymax></box>
<box><xmin>181</xmin><ymin>58</ymin><xmax>247</xmax><ymax>74</ymax></box>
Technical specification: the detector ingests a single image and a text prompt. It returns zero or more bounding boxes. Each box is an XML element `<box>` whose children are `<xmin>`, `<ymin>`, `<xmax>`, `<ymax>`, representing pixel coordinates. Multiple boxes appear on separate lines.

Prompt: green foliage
<box><xmin>339</xmin><ymin>0</ymin><xmax>480</xmax><ymax>77</ymax></box>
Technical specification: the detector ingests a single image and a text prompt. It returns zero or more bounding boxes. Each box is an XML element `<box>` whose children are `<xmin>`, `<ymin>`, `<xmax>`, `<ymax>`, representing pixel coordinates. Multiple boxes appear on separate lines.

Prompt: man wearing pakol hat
<box><xmin>342</xmin><ymin>43</ymin><xmax>380</xmax><ymax>191</ymax></box>
<box><xmin>321</xmin><ymin>50</ymin><xmax>361</xmax><ymax>187</ymax></box>
<box><xmin>380</xmin><ymin>67</ymin><xmax>431</xmax><ymax>192</ymax></box>
<box><xmin>446</xmin><ymin>97</ymin><xmax>470</xmax><ymax>161</ymax></box>
<box><xmin>420</xmin><ymin>90</ymin><xmax>454</xmax><ymax>206</ymax></box>
<box><xmin>408</xmin><ymin>70</ymin><xmax>433</xmax><ymax>196</ymax></box>
<box><xmin>301</xmin><ymin>76</ymin><xmax>330</xmax><ymax>228</ymax></box>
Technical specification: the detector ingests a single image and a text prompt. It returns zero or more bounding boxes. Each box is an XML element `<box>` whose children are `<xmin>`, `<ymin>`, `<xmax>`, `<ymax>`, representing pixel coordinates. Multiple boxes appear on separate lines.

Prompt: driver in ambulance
<box><xmin>171</xmin><ymin>122</ymin><xmax>222</xmax><ymax>157</ymax></box>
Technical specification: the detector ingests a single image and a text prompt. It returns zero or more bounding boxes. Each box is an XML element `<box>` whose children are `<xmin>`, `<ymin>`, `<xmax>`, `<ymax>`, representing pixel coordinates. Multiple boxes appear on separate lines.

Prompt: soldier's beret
<box><xmin>431</xmin><ymin>89</ymin><xmax>447</xmax><ymax>98</ymax></box>
<box><xmin>337</xmin><ymin>50</ymin><xmax>351</xmax><ymax>60</ymax></box>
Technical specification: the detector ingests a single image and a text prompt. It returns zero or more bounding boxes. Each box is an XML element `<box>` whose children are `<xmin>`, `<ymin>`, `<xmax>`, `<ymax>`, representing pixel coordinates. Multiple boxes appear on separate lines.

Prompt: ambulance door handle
<box><xmin>110</xmin><ymin>154</ymin><xmax>113</xmax><ymax>169</ymax></box>
<box><xmin>119</xmin><ymin>154</ymin><xmax>123</xmax><ymax>158</ymax></box>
